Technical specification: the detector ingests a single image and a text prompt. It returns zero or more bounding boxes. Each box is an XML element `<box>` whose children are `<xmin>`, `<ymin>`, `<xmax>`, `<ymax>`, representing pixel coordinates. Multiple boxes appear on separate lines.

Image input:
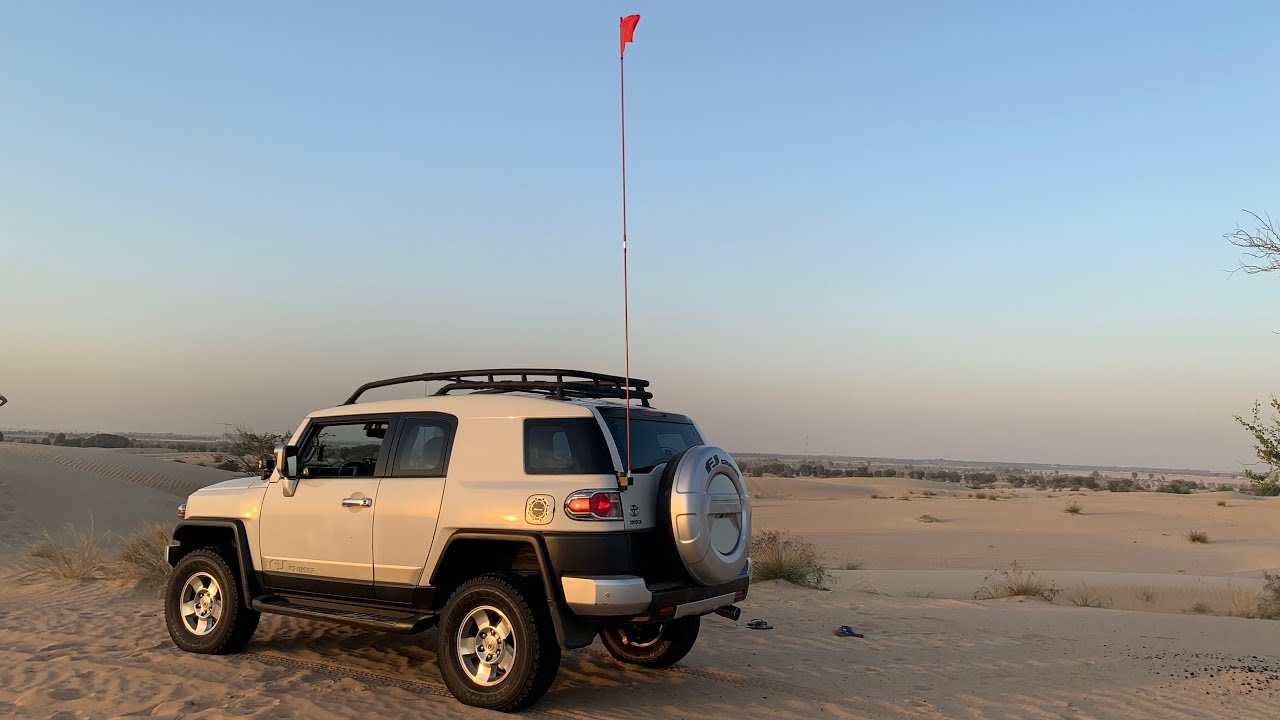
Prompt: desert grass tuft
<box><xmin>1190</xmin><ymin>601</ymin><xmax>1214</xmax><ymax>615</ymax></box>
<box><xmin>917</xmin><ymin>514</ymin><xmax>939</xmax><ymax>523</ymax></box>
<box><xmin>1065</xmin><ymin>584</ymin><xmax>1109</xmax><ymax>608</ymax></box>
<box><xmin>1186</xmin><ymin>529</ymin><xmax>1210</xmax><ymax>544</ymax></box>
<box><xmin>838</xmin><ymin>560</ymin><xmax>863</xmax><ymax>571</ymax></box>
<box><xmin>751</xmin><ymin>530</ymin><xmax>830</xmax><ymax>589</ymax></box>
<box><xmin>752</xmin><ymin>489</ymin><xmax>794</xmax><ymax>500</ymax></box>
<box><xmin>1137</xmin><ymin>587</ymin><xmax>1156</xmax><ymax>604</ymax></box>
<box><xmin>1064</xmin><ymin>501</ymin><xmax>1083</xmax><ymax>515</ymax></box>
<box><xmin>24</xmin><ymin>523</ymin><xmax>107</xmax><ymax>580</ymax></box>
<box><xmin>116</xmin><ymin>524</ymin><xmax>174</xmax><ymax>581</ymax></box>
<box><xmin>1217</xmin><ymin>500</ymin><xmax>1228</xmax><ymax>507</ymax></box>
<box><xmin>1229</xmin><ymin>586</ymin><xmax>1262</xmax><ymax>619</ymax></box>
<box><xmin>974</xmin><ymin>561</ymin><xmax>1060</xmax><ymax>602</ymax></box>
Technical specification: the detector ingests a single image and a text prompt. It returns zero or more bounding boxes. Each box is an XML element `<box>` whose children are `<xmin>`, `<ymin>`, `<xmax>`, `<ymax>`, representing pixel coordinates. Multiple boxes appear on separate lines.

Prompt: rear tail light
<box><xmin>177</xmin><ymin>504</ymin><xmax>186</xmax><ymax>518</ymax></box>
<box><xmin>565</xmin><ymin>490</ymin><xmax>622</xmax><ymax>520</ymax></box>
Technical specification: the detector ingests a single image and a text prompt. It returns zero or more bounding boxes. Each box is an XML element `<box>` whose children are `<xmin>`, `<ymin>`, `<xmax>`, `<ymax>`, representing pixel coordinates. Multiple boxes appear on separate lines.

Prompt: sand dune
<box><xmin>1</xmin><ymin>443</ymin><xmax>239</xmax><ymax>499</ymax></box>
<box><xmin>2</xmin><ymin>453</ymin><xmax>1280</xmax><ymax>718</ymax></box>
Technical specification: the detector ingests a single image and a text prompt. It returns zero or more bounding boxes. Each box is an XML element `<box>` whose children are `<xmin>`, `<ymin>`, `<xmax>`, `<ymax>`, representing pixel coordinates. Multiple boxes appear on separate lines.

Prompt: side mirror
<box><xmin>274</xmin><ymin>444</ymin><xmax>300</xmax><ymax>497</ymax></box>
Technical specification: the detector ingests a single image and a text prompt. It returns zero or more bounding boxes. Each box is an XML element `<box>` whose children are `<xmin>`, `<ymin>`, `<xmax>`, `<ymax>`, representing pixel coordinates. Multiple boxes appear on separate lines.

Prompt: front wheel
<box><xmin>600</xmin><ymin>616</ymin><xmax>700</xmax><ymax>668</ymax></box>
<box><xmin>436</xmin><ymin>573</ymin><xmax>561</xmax><ymax>712</ymax></box>
<box><xmin>164</xmin><ymin>548</ymin><xmax>259</xmax><ymax>654</ymax></box>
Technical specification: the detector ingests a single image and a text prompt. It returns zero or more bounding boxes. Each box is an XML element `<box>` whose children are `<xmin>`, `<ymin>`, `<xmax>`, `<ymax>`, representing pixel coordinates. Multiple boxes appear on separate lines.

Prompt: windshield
<box><xmin>601</xmin><ymin>412</ymin><xmax>704</xmax><ymax>473</ymax></box>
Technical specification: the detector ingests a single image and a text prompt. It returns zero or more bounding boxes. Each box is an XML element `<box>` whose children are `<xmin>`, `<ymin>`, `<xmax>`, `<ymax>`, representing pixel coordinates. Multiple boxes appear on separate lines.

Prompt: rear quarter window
<box><xmin>524</xmin><ymin>418</ymin><xmax>615</xmax><ymax>475</ymax></box>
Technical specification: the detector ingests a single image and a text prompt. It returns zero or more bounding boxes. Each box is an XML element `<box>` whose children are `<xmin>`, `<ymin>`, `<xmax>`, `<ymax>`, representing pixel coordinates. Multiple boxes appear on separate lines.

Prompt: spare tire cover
<box><xmin>662</xmin><ymin>446</ymin><xmax>751</xmax><ymax>587</ymax></box>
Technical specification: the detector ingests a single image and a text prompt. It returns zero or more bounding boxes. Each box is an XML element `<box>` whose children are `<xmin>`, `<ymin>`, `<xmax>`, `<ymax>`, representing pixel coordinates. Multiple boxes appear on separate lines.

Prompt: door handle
<box><xmin>341</xmin><ymin>497</ymin><xmax>373</xmax><ymax>508</ymax></box>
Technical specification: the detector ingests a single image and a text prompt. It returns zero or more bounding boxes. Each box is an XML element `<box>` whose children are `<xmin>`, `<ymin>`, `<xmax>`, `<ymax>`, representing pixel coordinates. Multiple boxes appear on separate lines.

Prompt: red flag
<box><xmin>620</xmin><ymin>14</ymin><xmax>640</xmax><ymax>58</ymax></box>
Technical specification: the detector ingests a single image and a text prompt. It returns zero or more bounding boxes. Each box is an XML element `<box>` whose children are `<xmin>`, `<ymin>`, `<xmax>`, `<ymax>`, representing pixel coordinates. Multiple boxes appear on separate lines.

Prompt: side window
<box><xmin>298</xmin><ymin>420</ymin><xmax>389</xmax><ymax>478</ymax></box>
<box><xmin>392</xmin><ymin>417</ymin><xmax>455</xmax><ymax>477</ymax></box>
<box><xmin>524</xmin><ymin>418</ymin><xmax>614</xmax><ymax>475</ymax></box>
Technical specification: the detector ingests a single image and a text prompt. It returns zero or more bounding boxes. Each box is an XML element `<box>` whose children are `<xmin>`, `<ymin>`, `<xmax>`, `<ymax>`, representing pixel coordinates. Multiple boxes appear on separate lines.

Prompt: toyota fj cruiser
<box><xmin>163</xmin><ymin>369</ymin><xmax>752</xmax><ymax>711</ymax></box>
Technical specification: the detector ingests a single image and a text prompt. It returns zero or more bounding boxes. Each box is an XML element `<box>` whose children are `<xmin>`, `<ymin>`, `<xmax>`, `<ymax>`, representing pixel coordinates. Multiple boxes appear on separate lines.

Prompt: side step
<box><xmin>251</xmin><ymin>596</ymin><xmax>436</xmax><ymax>634</ymax></box>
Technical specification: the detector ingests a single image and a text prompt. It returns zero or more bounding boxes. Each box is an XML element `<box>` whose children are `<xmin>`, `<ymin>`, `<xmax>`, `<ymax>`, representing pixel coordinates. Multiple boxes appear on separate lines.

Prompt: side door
<box><xmin>373</xmin><ymin>413</ymin><xmax>457</xmax><ymax>603</ymax></box>
<box><xmin>259</xmin><ymin>415</ymin><xmax>395</xmax><ymax>600</ymax></box>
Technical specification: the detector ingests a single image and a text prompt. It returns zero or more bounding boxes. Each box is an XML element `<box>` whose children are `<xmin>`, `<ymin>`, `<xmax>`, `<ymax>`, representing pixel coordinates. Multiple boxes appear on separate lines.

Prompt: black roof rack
<box><xmin>342</xmin><ymin>368</ymin><xmax>652</xmax><ymax>407</ymax></box>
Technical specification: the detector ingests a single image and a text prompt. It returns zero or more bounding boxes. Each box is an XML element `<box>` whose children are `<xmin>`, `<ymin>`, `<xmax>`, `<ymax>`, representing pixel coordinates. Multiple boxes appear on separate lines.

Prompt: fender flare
<box><xmin>170</xmin><ymin>518</ymin><xmax>261</xmax><ymax>608</ymax></box>
<box><xmin>431</xmin><ymin>530</ymin><xmax>598</xmax><ymax>649</ymax></box>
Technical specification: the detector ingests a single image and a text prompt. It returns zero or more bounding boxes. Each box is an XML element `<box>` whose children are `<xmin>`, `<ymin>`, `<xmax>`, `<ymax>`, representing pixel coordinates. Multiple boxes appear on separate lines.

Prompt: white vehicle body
<box><xmin>166</xmin><ymin>369</ymin><xmax>751</xmax><ymax>711</ymax></box>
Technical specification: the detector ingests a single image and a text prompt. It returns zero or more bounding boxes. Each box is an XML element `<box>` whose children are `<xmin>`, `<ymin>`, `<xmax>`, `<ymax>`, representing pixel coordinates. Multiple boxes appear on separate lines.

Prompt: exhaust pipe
<box><xmin>713</xmin><ymin>605</ymin><xmax>741</xmax><ymax>622</ymax></box>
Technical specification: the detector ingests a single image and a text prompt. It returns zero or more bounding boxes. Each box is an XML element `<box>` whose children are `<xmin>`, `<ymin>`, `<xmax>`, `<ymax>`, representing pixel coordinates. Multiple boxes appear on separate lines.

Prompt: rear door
<box><xmin>259</xmin><ymin>416</ymin><xmax>394</xmax><ymax>599</ymax></box>
<box><xmin>372</xmin><ymin>413</ymin><xmax>457</xmax><ymax>602</ymax></box>
<box><xmin>596</xmin><ymin>407</ymin><xmax>705</xmax><ymax>533</ymax></box>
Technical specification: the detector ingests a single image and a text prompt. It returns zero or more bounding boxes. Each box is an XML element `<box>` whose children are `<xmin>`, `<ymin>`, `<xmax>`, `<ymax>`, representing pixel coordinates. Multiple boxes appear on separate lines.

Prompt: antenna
<box><xmin>619</xmin><ymin>14</ymin><xmax>640</xmax><ymax>486</ymax></box>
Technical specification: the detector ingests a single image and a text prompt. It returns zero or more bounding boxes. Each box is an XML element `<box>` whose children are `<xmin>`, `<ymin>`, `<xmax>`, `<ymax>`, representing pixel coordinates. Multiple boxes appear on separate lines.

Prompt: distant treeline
<box><xmin>737</xmin><ymin>458</ymin><xmax>1248</xmax><ymax>494</ymax></box>
<box><xmin>0</xmin><ymin>431</ymin><xmax>222</xmax><ymax>452</ymax></box>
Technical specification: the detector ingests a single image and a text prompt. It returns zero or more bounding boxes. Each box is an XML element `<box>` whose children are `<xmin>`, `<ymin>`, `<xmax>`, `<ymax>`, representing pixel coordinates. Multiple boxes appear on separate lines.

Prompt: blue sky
<box><xmin>2</xmin><ymin>2</ymin><xmax>1278</xmax><ymax>470</ymax></box>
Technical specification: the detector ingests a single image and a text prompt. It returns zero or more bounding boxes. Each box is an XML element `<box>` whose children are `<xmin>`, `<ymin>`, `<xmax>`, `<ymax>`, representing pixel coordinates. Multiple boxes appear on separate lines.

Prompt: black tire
<box><xmin>164</xmin><ymin>548</ymin><xmax>260</xmax><ymax>654</ymax></box>
<box><xmin>600</xmin><ymin>616</ymin><xmax>700</xmax><ymax>668</ymax></box>
<box><xmin>436</xmin><ymin>573</ymin><xmax>561</xmax><ymax>712</ymax></box>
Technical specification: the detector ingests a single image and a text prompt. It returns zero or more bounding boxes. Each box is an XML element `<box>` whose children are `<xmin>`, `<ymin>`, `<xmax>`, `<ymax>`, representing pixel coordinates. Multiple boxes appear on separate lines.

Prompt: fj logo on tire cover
<box><xmin>525</xmin><ymin>495</ymin><xmax>554</xmax><ymax>525</ymax></box>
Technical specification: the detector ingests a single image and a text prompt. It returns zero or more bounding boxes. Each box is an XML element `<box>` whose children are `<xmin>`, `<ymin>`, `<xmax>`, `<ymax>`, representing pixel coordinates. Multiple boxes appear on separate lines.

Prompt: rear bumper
<box><xmin>561</xmin><ymin>560</ymin><xmax>751</xmax><ymax>621</ymax></box>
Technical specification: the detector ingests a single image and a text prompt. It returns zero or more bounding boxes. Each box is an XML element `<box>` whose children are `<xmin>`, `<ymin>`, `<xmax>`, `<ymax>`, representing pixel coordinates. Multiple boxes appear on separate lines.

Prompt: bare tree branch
<box><xmin>212</xmin><ymin>425</ymin><xmax>286</xmax><ymax>475</ymax></box>
<box><xmin>1225</xmin><ymin>209</ymin><xmax>1280</xmax><ymax>275</ymax></box>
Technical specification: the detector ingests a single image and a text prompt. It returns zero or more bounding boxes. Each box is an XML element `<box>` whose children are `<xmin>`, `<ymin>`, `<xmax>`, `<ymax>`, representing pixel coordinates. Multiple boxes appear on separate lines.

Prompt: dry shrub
<box><xmin>1230</xmin><ymin>587</ymin><xmax>1262</xmax><ymax>619</ymax></box>
<box><xmin>751</xmin><ymin>530</ymin><xmax>829</xmax><ymax>589</ymax></box>
<box><xmin>1138</xmin><ymin>587</ymin><xmax>1157</xmax><ymax>604</ymax></box>
<box><xmin>838</xmin><ymin>560</ymin><xmax>863</xmax><ymax>570</ymax></box>
<box><xmin>974</xmin><ymin>561</ymin><xmax>1060</xmax><ymax>602</ymax></box>
<box><xmin>1186</xmin><ymin>530</ymin><xmax>1210</xmax><ymax>544</ymax></box>
<box><xmin>117</xmin><ymin>524</ymin><xmax>173</xmax><ymax>581</ymax></box>
<box><xmin>24</xmin><ymin>523</ymin><xmax>107</xmax><ymax>579</ymax></box>
<box><xmin>1258</xmin><ymin>573</ymin><xmax>1280</xmax><ymax>620</ymax></box>
<box><xmin>752</xmin><ymin>489</ymin><xmax>793</xmax><ymax>500</ymax></box>
<box><xmin>1064</xmin><ymin>501</ymin><xmax>1083</xmax><ymax>515</ymax></box>
<box><xmin>1190</xmin><ymin>601</ymin><xmax>1214</xmax><ymax>615</ymax></box>
<box><xmin>1065</xmin><ymin>585</ymin><xmax>1109</xmax><ymax>608</ymax></box>
<box><xmin>1217</xmin><ymin>500</ymin><xmax>1228</xmax><ymax>507</ymax></box>
<box><xmin>922</xmin><ymin>491</ymin><xmax>937</xmax><ymax>497</ymax></box>
<box><xmin>917</xmin><ymin>514</ymin><xmax>939</xmax><ymax>523</ymax></box>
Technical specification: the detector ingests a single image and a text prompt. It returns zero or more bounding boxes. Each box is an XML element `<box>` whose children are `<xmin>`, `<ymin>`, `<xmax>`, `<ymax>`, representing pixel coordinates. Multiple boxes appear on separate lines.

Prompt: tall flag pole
<box><xmin>620</xmin><ymin>13</ymin><xmax>640</xmax><ymax>480</ymax></box>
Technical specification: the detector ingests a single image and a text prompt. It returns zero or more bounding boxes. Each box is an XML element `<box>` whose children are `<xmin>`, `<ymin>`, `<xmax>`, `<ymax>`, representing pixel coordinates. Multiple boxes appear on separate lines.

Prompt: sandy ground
<box><xmin>747</xmin><ymin>474</ymin><xmax>1280</xmax><ymax>617</ymax></box>
<box><xmin>2</xmin><ymin>446</ymin><xmax>1280</xmax><ymax>719</ymax></box>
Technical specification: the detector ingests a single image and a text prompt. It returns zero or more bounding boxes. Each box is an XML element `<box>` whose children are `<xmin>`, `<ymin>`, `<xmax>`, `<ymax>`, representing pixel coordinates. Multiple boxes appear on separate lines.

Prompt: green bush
<box><xmin>1258</xmin><ymin>573</ymin><xmax>1280</xmax><ymax>620</ymax></box>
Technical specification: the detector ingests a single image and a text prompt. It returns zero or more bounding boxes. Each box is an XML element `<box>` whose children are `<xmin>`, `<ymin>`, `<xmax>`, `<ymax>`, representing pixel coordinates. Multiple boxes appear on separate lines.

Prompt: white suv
<box><xmin>163</xmin><ymin>369</ymin><xmax>752</xmax><ymax>711</ymax></box>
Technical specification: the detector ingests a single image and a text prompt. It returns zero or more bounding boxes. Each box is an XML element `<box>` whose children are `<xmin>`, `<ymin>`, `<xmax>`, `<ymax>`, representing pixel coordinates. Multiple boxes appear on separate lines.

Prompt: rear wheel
<box><xmin>600</xmin><ymin>616</ymin><xmax>700</xmax><ymax>668</ymax></box>
<box><xmin>164</xmin><ymin>548</ymin><xmax>259</xmax><ymax>654</ymax></box>
<box><xmin>436</xmin><ymin>573</ymin><xmax>560</xmax><ymax>712</ymax></box>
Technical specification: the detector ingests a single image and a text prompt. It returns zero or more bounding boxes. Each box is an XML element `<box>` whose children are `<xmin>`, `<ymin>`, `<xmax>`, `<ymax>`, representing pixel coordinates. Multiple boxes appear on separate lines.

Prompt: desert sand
<box><xmin>2</xmin><ymin>444</ymin><xmax>1279</xmax><ymax>719</ymax></box>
